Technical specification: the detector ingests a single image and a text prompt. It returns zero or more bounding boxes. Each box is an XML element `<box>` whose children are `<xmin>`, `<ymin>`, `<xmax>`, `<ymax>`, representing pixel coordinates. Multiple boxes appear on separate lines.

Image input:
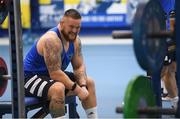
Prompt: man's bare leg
<box><xmin>161</xmin><ymin>62</ymin><xmax>178</xmax><ymax>108</ymax></box>
<box><xmin>163</xmin><ymin>62</ymin><xmax>178</xmax><ymax>98</ymax></box>
<box><xmin>48</xmin><ymin>82</ymin><xmax>66</xmax><ymax>118</ymax></box>
<box><xmin>81</xmin><ymin>77</ymin><xmax>98</xmax><ymax>118</ymax></box>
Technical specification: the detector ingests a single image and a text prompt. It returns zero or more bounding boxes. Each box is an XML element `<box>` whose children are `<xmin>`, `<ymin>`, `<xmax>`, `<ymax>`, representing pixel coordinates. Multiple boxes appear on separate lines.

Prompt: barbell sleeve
<box><xmin>138</xmin><ymin>107</ymin><xmax>176</xmax><ymax>115</ymax></box>
<box><xmin>116</xmin><ymin>106</ymin><xmax>176</xmax><ymax>115</ymax></box>
<box><xmin>147</xmin><ymin>31</ymin><xmax>174</xmax><ymax>39</ymax></box>
<box><xmin>0</xmin><ymin>75</ymin><xmax>12</xmax><ymax>79</ymax></box>
<box><xmin>112</xmin><ymin>30</ymin><xmax>174</xmax><ymax>39</ymax></box>
<box><xmin>116</xmin><ymin>106</ymin><xmax>123</xmax><ymax>113</ymax></box>
<box><xmin>112</xmin><ymin>30</ymin><xmax>132</xmax><ymax>39</ymax></box>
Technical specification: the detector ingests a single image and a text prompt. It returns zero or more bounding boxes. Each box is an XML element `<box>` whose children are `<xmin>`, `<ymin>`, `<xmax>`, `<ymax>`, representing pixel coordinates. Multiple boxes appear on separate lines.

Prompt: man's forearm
<box><xmin>74</xmin><ymin>71</ymin><xmax>87</xmax><ymax>86</ymax></box>
<box><xmin>50</xmin><ymin>70</ymin><xmax>75</xmax><ymax>90</ymax></box>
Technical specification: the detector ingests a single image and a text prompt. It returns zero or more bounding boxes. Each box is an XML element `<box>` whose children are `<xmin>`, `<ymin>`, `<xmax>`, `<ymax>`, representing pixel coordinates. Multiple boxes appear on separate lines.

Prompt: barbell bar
<box><xmin>0</xmin><ymin>75</ymin><xmax>11</xmax><ymax>79</ymax></box>
<box><xmin>113</xmin><ymin>0</ymin><xmax>172</xmax><ymax>72</ymax></box>
<box><xmin>116</xmin><ymin>106</ymin><xmax>176</xmax><ymax>115</ymax></box>
<box><xmin>112</xmin><ymin>30</ymin><xmax>174</xmax><ymax>39</ymax></box>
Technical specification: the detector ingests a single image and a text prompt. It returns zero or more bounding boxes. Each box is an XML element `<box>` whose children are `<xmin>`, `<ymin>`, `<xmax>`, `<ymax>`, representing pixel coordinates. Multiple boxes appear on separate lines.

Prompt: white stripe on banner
<box><xmin>30</xmin><ymin>78</ymin><xmax>42</xmax><ymax>94</ymax></box>
<box><xmin>24</xmin><ymin>75</ymin><xmax>38</xmax><ymax>88</ymax></box>
<box><xmin>37</xmin><ymin>81</ymin><xmax>48</xmax><ymax>97</ymax></box>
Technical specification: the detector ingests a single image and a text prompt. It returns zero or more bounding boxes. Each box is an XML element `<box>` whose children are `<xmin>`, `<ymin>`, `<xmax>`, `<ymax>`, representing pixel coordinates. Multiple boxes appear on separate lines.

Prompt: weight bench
<box><xmin>0</xmin><ymin>96</ymin><xmax>79</xmax><ymax>118</ymax></box>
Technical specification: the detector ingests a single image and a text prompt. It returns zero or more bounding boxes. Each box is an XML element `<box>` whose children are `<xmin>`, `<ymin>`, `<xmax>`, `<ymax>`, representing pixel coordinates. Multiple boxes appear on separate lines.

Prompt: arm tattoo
<box><xmin>75</xmin><ymin>71</ymin><xmax>87</xmax><ymax>81</ymax></box>
<box><xmin>44</xmin><ymin>38</ymin><xmax>61</xmax><ymax>72</ymax></box>
<box><xmin>77</xmin><ymin>39</ymin><xmax>83</xmax><ymax>57</ymax></box>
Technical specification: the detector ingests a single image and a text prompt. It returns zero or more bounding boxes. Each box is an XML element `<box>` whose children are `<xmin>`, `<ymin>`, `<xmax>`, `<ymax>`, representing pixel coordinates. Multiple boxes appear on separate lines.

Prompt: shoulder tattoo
<box><xmin>44</xmin><ymin>38</ymin><xmax>61</xmax><ymax>72</ymax></box>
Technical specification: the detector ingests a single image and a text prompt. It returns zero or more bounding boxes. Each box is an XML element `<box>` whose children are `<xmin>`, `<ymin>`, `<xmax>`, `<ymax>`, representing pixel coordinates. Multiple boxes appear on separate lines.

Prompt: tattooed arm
<box><xmin>37</xmin><ymin>32</ymin><xmax>89</xmax><ymax>100</ymax></box>
<box><xmin>71</xmin><ymin>37</ymin><xmax>87</xmax><ymax>87</ymax></box>
<box><xmin>37</xmin><ymin>31</ymin><xmax>75</xmax><ymax>90</ymax></box>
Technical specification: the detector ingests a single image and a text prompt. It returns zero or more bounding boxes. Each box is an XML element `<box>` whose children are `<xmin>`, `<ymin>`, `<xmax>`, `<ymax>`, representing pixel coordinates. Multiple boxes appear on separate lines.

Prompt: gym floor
<box><xmin>0</xmin><ymin>36</ymin><xmax>146</xmax><ymax>118</ymax></box>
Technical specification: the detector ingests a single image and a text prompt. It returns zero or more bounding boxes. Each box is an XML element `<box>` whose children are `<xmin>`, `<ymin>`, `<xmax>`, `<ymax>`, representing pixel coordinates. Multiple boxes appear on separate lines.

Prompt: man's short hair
<box><xmin>64</xmin><ymin>9</ymin><xmax>81</xmax><ymax>19</ymax></box>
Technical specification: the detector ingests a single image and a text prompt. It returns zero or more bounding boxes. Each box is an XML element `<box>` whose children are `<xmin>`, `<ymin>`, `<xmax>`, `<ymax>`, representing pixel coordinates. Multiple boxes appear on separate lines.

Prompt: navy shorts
<box><xmin>163</xmin><ymin>51</ymin><xmax>176</xmax><ymax>65</ymax></box>
<box><xmin>164</xmin><ymin>39</ymin><xmax>176</xmax><ymax>65</ymax></box>
<box><xmin>24</xmin><ymin>71</ymin><xmax>76</xmax><ymax>99</ymax></box>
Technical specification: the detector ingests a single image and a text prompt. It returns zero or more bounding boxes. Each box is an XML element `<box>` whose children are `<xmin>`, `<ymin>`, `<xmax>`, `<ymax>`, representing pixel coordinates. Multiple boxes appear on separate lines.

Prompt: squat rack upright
<box><xmin>8</xmin><ymin>0</ymin><xmax>25</xmax><ymax>118</ymax></box>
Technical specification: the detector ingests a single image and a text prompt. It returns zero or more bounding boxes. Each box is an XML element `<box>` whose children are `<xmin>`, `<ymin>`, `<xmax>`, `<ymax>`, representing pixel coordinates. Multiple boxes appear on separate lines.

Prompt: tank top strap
<box><xmin>49</xmin><ymin>26</ymin><xmax>61</xmax><ymax>39</ymax></box>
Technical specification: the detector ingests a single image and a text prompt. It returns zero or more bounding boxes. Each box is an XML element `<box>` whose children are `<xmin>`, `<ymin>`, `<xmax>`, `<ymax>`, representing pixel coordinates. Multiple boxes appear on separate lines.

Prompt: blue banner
<box><xmin>81</xmin><ymin>14</ymin><xmax>127</xmax><ymax>27</ymax></box>
<box><xmin>39</xmin><ymin>0</ymin><xmax>128</xmax><ymax>28</ymax></box>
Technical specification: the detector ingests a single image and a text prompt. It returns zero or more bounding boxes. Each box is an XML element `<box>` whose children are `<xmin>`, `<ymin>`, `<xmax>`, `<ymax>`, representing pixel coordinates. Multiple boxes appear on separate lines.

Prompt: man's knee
<box><xmin>48</xmin><ymin>82</ymin><xmax>65</xmax><ymax>99</ymax></box>
<box><xmin>48</xmin><ymin>82</ymin><xmax>66</xmax><ymax>117</ymax></box>
<box><xmin>87</xmin><ymin>77</ymin><xmax>95</xmax><ymax>90</ymax></box>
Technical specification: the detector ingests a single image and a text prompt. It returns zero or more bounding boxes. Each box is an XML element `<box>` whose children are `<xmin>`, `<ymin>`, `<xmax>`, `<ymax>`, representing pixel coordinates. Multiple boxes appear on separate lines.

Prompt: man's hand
<box><xmin>74</xmin><ymin>85</ymin><xmax>89</xmax><ymax>100</ymax></box>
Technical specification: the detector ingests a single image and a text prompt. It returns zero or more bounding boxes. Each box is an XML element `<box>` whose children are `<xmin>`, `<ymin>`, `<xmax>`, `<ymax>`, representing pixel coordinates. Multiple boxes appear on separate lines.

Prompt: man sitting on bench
<box><xmin>24</xmin><ymin>9</ymin><xmax>98</xmax><ymax>118</ymax></box>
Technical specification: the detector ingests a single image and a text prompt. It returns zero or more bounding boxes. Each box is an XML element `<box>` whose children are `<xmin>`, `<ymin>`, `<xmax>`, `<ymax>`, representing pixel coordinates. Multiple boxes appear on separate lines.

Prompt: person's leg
<box><xmin>161</xmin><ymin>62</ymin><xmax>178</xmax><ymax>108</ymax></box>
<box><xmin>163</xmin><ymin>62</ymin><xmax>178</xmax><ymax>98</ymax></box>
<box><xmin>24</xmin><ymin>75</ymin><xmax>66</xmax><ymax>118</ymax></box>
<box><xmin>63</xmin><ymin>72</ymin><xmax>98</xmax><ymax>118</ymax></box>
<box><xmin>161</xmin><ymin>66</ymin><xmax>168</xmax><ymax>97</ymax></box>
<box><xmin>48</xmin><ymin>82</ymin><xmax>66</xmax><ymax>118</ymax></box>
<box><xmin>81</xmin><ymin>77</ymin><xmax>98</xmax><ymax>118</ymax></box>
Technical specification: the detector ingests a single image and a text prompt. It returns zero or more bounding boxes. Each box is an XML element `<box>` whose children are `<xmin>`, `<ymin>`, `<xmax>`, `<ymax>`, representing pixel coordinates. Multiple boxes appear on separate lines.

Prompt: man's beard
<box><xmin>61</xmin><ymin>29</ymin><xmax>76</xmax><ymax>41</ymax></box>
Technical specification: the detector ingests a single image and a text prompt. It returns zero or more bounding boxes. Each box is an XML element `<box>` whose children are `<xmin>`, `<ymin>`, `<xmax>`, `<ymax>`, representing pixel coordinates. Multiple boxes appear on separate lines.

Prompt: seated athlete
<box><xmin>24</xmin><ymin>9</ymin><xmax>98</xmax><ymax>118</ymax></box>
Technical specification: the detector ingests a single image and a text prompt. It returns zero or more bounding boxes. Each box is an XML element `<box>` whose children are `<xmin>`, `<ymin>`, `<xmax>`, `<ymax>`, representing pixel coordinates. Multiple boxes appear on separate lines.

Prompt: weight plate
<box><xmin>123</xmin><ymin>75</ymin><xmax>156</xmax><ymax>118</ymax></box>
<box><xmin>0</xmin><ymin>57</ymin><xmax>8</xmax><ymax>97</ymax></box>
<box><xmin>0</xmin><ymin>0</ymin><xmax>9</xmax><ymax>24</ymax></box>
<box><xmin>133</xmin><ymin>0</ymin><xmax>167</xmax><ymax>72</ymax></box>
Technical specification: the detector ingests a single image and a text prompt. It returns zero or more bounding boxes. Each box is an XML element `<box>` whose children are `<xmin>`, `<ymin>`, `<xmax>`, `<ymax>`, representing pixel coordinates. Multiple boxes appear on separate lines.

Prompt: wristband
<box><xmin>71</xmin><ymin>83</ymin><xmax>77</xmax><ymax>91</ymax></box>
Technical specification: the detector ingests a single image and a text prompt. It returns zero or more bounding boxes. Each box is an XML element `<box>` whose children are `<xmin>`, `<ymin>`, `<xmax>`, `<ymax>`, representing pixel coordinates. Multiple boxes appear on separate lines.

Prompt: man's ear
<box><xmin>60</xmin><ymin>17</ymin><xmax>66</xmax><ymax>26</ymax></box>
<box><xmin>60</xmin><ymin>20</ymin><xmax>63</xmax><ymax>27</ymax></box>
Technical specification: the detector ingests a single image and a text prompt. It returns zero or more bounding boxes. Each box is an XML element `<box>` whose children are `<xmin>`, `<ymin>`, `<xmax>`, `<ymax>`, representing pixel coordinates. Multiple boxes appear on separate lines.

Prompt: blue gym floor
<box><xmin>0</xmin><ymin>36</ymin><xmax>146</xmax><ymax>118</ymax></box>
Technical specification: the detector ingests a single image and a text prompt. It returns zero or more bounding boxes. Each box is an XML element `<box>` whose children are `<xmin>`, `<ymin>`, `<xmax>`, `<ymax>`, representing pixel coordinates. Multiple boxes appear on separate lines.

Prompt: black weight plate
<box><xmin>133</xmin><ymin>0</ymin><xmax>167</xmax><ymax>72</ymax></box>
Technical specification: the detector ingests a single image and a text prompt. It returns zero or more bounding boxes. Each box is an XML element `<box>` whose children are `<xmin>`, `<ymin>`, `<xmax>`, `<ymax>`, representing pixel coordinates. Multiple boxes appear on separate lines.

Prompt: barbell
<box><xmin>112</xmin><ymin>30</ymin><xmax>174</xmax><ymax>39</ymax></box>
<box><xmin>0</xmin><ymin>2</ymin><xmax>9</xmax><ymax>92</ymax></box>
<box><xmin>0</xmin><ymin>75</ymin><xmax>11</xmax><ymax>79</ymax></box>
<box><xmin>0</xmin><ymin>57</ymin><xmax>11</xmax><ymax>79</ymax></box>
<box><xmin>117</xmin><ymin>75</ymin><xmax>177</xmax><ymax>118</ymax></box>
<box><xmin>0</xmin><ymin>57</ymin><xmax>9</xmax><ymax>96</ymax></box>
<box><xmin>112</xmin><ymin>0</ymin><xmax>174</xmax><ymax>73</ymax></box>
<box><xmin>116</xmin><ymin>106</ymin><xmax>176</xmax><ymax>115</ymax></box>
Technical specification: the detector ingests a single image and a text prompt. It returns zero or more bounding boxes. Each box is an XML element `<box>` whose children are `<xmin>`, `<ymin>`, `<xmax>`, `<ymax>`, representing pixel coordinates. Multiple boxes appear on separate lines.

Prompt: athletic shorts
<box><xmin>24</xmin><ymin>71</ymin><xmax>76</xmax><ymax>99</ymax></box>
<box><xmin>163</xmin><ymin>51</ymin><xmax>176</xmax><ymax>65</ymax></box>
<box><xmin>164</xmin><ymin>39</ymin><xmax>176</xmax><ymax>65</ymax></box>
